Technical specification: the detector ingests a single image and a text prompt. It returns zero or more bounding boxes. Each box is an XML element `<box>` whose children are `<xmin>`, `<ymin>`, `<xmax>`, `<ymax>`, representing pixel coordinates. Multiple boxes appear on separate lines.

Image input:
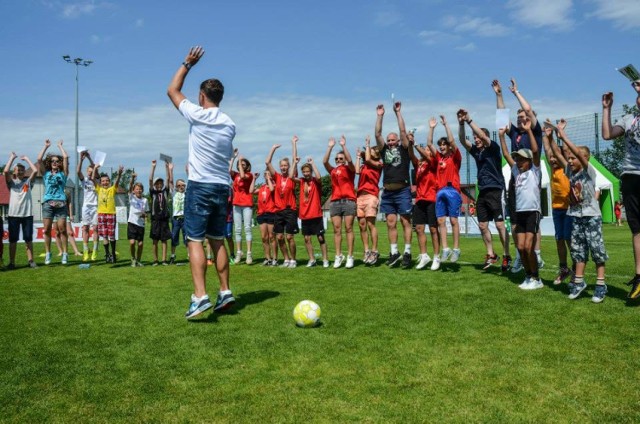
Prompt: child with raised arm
<box><xmin>255</xmin><ymin>170</ymin><xmax>278</xmax><ymax>265</ymax></box>
<box><xmin>3</xmin><ymin>152</ymin><xmax>38</xmax><ymax>269</ymax></box>
<box><xmin>323</xmin><ymin>135</ymin><xmax>357</xmax><ymax>269</ymax></box>
<box><xmin>149</xmin><ymin>160</ymin><xmax>172</xmax><ymax>266</ymax></box>
<box><xmin>128</xmin><ymin>173</ymin><xmax>148</xmax><ymax>267</ymax></box>
<box><xmin>95</xmin><ymin>164</ymin><xmax>123</xmax><ymax>263</ymax></box>
<box><xmin>299</xmin><ymin>157</ymin><xmax>329</xmax><ymax>268</ymax></box>
<box><xmin>428</xmin><ymin>115</ymin><xmax>462</xmax><ymax>265</ymax></box>
<box><xmin>169</xmin><ymin>163</ymin><xmax>187</xmax><ymax>264</ymax></box>
<box><xmin>355</xmin><ymin>136</ymin><xmax>383</xmax><ymax>266</ymax></box>
<box><xmin>37</xmin><ymin>139</ymin><xmax>70</xmax><ymax>265</ymax></box>
<box><xmin>556</xmin><ymin>119</ymin><xmax>609</xmax><ymax>302</ymax></box>
<box><xmin>230</xmin><ymin>153</ymin><xmax>255</xmax><ymax>264</ymax></box>
<box><xmin>266</xmin><ymin>136</ymin><xmax>299</xmax><ymax>267</ymax></box>
<box><xmin>409</xmin><ymin>131</ymin><xmax>440</xmax><ymax>270</ymax></box>
<box><xmin>77</xmin><ymin>151</ymin><xmax>99</xmax><ymax>261</ymax></box>
<box><xmin>541</xmin><ymin>121</ymin><xmax>574</xmax><ymax>286</ymax></box>
<box><xmin>499</xmin><ymin>118</ymin><xmax>543</xmax><ymax>290</ymax></box>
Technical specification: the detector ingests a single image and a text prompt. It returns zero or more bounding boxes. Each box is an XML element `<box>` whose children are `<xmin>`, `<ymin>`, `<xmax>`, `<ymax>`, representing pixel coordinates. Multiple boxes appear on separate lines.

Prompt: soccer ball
<box><xmin>293</xmin><ymin>300</ymin><xmax>321</xmax><ymax>328</ymax></box>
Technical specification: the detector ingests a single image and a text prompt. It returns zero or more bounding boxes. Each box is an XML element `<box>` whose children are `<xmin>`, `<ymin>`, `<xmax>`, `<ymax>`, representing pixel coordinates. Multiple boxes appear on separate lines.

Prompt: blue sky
<box><xmin>0</xmin><ymin>0</ymin><xmax>638</xmax><ymax>185</ymax></box>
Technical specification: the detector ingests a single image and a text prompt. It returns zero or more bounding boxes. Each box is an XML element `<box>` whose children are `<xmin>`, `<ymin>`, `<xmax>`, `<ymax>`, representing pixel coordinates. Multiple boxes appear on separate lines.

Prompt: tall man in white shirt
<box><xmin>168</xmin><ymin>46</ymin><xmax>236</xmax><ymax>319</ymax></box>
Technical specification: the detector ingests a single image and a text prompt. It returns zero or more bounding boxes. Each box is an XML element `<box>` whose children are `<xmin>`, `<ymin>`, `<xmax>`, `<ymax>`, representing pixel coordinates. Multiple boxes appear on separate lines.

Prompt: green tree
<box><xmin>109</xmin><ymin>168</ymin><xmax>136</xmax><ymax>191</ymax></box>
<box><xmin>598</xmin><ymin>104</ymin><xmax>639</xmax><ymax>178</ymax></box>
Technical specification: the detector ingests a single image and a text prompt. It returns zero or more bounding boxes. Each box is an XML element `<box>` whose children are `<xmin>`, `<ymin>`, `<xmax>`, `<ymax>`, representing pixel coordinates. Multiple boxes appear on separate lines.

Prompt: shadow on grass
<box><xmin>191</xmin><ymin>290</ymin><xmax>281</xmax><ymax>323</ymax></box>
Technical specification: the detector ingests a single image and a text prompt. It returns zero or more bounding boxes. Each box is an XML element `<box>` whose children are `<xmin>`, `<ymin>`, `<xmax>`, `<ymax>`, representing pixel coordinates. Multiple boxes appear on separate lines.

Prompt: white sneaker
<box><xmin>523</xmin><ymin>278</ymin><xmax>544</xmax><ymax>290</ymax></box>
<box><xmin>236</xmin><ymin>251</ymin><xmax>243</xmax><ymax>264</ymax></box>
<box><xmin>511</xmin><ymin>257</ymin><xmax>523</xmax><ymax>273</ymax></box>
<box><xmin>279</xmin><ymin>260</ymin><xmax>290</xmax><ymax>268</ymax></box>
<box><xmin>345</xmin><ymin>256</ymin><xmax>354</xmax><ymax>269</ymax></box>
<box><xmin>430</xmin><ymin>255</ymin><xmax>441</xmax><ymax>271</ymax></box>
<box><xmin>246</xmin><ymin>252</ymin><xmax>253</xmax><ymax>265</ymax></box>
<box><xmin>288</xmin><ymin>259</ymin><xmax>297</xmax><ymax>268</ymax></box>
<box><xmin>61</xmin><ymin>252</ymin><xmax>68</xmax><ymax>265</ymax></box>
<box><xmin>537</xmin><ymin>256</ymin><xmax>545</xmax><ymax>269</ymax></box>
<box><xmin>306</xmin><ymin>259</ymin><xmax>317</xmax><ymax>267</ymax></box>
<box><xmin>416</xmin><ymin>253</ymin><xmax>431</xmax><ymax>270</ymax></box>
<box><xmin>45</xmin><ymin>252</ymin><xmax>51</xmax><ymax>265</ymax></box>
<box><xmin>518</xmin><ymin>277</ymin><xmax>531</xmax><ymax>289</ymax></box>
<box><xmin>333</xmin><ymin>254</ymin><xmax>345</xmax><ymax>269</ymax></box>
<box><xmin>323</xmin><ymin>260</ymin><xmax>330</xmax><ymax>268</ymax></box>
<box><xmin>131</xmin><ymin>258</ymin><xmax>136</xmax><ymax>268</ymax></box>
<box><xmin>450</xmin><ymin>249</ymin><xmax>461</xmax><ymax>263</ymax></box>
<box><xmin>441</xmin><ymin>248</ymin><xmax>452</xmax><ymax>261</ymax></box>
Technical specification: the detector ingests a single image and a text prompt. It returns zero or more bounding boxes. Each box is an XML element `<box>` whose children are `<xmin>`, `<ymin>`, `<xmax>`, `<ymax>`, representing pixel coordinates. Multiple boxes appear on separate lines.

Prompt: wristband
<box><xmin>467</xmin><ymin>119</ymin><xmax>473</xmax><ymax>124</ymax></box>
<box><xmin>182</xmin><ymin>62</ymin><xmax>192</xmax><ymax>70</ymax></box>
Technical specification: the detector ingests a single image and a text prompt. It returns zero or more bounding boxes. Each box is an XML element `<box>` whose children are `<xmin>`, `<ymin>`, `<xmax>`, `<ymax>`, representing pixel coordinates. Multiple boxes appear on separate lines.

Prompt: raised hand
<box><xmin>543</xmin><ymin>124</ymin><xmax>553</xmax><ymax>137</ymax></box>
<box><xmin>429</xmin><ymin>117</ymin><xmax>437</xmax><ymax>129</ymax></box>
<box><xmin>440</xmin><ymin>115</ymin><xmax>448</xmax><ymax>126</ymax></box>
<box><xmin>509</xmin><ymin>78</ymin><xmax>518</xmax><ymax>94</ymax></box>
<box><xmin>118</xmin><ymin>165</ymin><xmax>124</xmax><ymax>174</ymax></box>
<box><xmin>19</xmin><ymin>155</ymin><xmax>28</xmax><ymax>161</ymax></box>
<box><xmin>151</xmin><ymin>160</ymin><xmax>157</xmax><ymax>166</ymax></box>
<box><xmin>233</xmin><ymin>148</ymin><xmax>239</xmax><ymax>158</ymax></box>
<box><xmin>339</xmin><ymin>135</ymin><xmax>346</xmax><ymax>147</ymax></box>
<box><xmin>168</xmin><ymin>162</ymin><xmax>174</xmax><ymax>170</ymax></box>
<box><xmin>294</xmin><ymin>156</ymin><xmax>300</xmax><ymax>164</ymax></box>
<box><xmin>557</xmin><ymin>119</ymin><xmax>567</xmax><ymax>132</ymax></box>
<box><xmin>184</xmin><ymin>46</ymin><xmax>205</xmax><ymax>67</ymax></box>
<box><xmin>292</xmin><ymin>135</ymin><xmax>299</xmax><ymax>144</ymax></box>
<box><xmin>328</xmin><ymin>137</ymin><xmax>336</xmax><ymax>148</ymax></box>
<box><xmin>491</xmin><ymin>79</ymin><xmax>502</xmax><ymax>95</ymax></box>
<box><xmin>272</xmin><ymin>144</ymin><xmax>281</xmax><ymax>150</ymax></box>
<box><xmin>498</xmin><ymin>125</ymin><xmax>508</xmax><ymax>136</ymax></box>
<box><xmin>393</xmin><ymin>101</ymin><xmax>401</xmax><ymax>113</ymax></box>
<box><xmin>132</xmin><ymin>172</ymin><xmax>137</xmax><ymax>180</ymax></box>
<box><xmin>57</xmin><ymin>139</ymin><xmax>64</xmax><ymax>148</ymax></box>
<box><xmin>365</xmin><ymin>135</ymin><xmax>371</xmax><ymax>146</ymax></box>
<box><xmin>306</xmin><ymin>157</ymin><xmax>314</xmax><ymax>164</ymax></box>
<box><xmin>44</xmin><ymin>139</ymin><xmax>51</xmax><ymax>148</ymax></box>
<box><xmin>9</xmin><ymin>151</ymin><xmax>17</xmax><ymax>160</ymax></box>
<box><xmin>376</xmin><ymin>104</ymin><xmax>385</xmax><ymax>116</ymax></box>
<box><xmin>456</xmin><ymin>109</ymin><xmax>468</xmax><ymax>123</ymax></box>
<box><xmin>521</xmin><ymin>117</ymin><xmax>531</xmax><ymax>131</ymax></box>
<box><xmin>602</xmin><ymin>92</ymin><xmax>613</xmax><ymax>109</ymax></box>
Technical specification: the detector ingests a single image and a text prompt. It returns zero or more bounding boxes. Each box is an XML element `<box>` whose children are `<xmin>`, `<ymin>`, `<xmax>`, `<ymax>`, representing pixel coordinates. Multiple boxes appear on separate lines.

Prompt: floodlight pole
<box><xmin>62</xmin><ymin>55</ymin><xmax>93</xmax><ymax>222</ymax></box>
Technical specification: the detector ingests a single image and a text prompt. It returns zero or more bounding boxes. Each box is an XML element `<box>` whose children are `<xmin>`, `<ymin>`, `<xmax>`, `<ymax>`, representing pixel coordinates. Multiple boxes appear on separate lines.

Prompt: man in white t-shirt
<box><xmin>168</xmin><ymin>46</ymin><xmax>236</xmax><ymax>319</ymax></box>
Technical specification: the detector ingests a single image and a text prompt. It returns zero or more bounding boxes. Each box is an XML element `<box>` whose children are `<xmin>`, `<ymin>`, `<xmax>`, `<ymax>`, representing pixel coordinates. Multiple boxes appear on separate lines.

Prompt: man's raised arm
<box><xmin>167</xmin><ymin>46</ymin><xmax>205</xmax><ymax>109</ymax></box>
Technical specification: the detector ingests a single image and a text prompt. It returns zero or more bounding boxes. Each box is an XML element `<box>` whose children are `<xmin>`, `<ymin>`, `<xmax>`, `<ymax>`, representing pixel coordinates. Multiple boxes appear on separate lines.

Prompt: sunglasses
<box><xmin>51</xmin><ymin>160</ymin><xmax>60</xmax><ymax>164</ymax></box>
<box><xmin>335</xmin><ymin>157</ymin><xmax>345</xmax><ymax>161</ymax></box>
<box><xmin>437</xmin><ymin>142</ymin><xmax>448</xmax><ymax>146</ymax></box>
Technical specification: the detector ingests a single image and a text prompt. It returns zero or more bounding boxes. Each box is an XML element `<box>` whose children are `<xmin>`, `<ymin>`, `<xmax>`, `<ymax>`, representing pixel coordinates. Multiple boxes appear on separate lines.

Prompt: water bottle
<box><xmin>78</xmin><ymin>263</ymin><xmax>91</xmax><ymax>270</ymax></box>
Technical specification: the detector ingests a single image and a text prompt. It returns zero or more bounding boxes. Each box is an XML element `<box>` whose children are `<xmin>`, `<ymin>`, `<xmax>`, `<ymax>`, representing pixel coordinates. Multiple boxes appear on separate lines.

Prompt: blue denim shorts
<box><xmin>42</xmin><ymin>200</ymin><xmax>67</xmax><ymax>220</ymax></box>
<box><xmin>380</xmin><ymin>186</ymin><xmax>413</xmax><ymax>216</ymax></box>
<box><xmin>184</xmin><ymin>181</ymin><xmax>230</xmax><ymax>241</ymax></box>
<box><xmin>552</xmin><ymin>208</ymin><xmax>573</xmax><ymax>241</ymax></box>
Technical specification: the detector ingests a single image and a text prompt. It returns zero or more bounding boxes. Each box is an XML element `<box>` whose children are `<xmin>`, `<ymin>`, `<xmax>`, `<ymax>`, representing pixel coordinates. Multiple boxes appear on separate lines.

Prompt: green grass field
<box><xmin>1</xmin><ymin>223</ymin><xmax>639</xmax><ymax>423</ymax></box>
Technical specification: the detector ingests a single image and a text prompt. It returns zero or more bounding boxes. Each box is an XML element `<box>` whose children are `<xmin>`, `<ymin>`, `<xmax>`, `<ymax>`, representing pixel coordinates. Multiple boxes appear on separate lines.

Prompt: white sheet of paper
<box><xmin>616</xmin><ymin>64</ymin><xmax>640</xmax><ymax>82</ymax></box>
<box><xmin>93</xmin><ymin>150</ymin><xmax>107</xmax><ymax>167</ymax></box>
<box><xmin>159</xmin><ymin>153</ymin><xmax>173</xmax><ymax>163</ymax></box>
<box><xmin>495</xmin><ymin>109</ymin><xmax>510</xmax><ymax>130</ymax></box>
<box><xmin>76</xmin><ymin>145</ymin><xmax>88</xmax><ymax>153</ymax></box>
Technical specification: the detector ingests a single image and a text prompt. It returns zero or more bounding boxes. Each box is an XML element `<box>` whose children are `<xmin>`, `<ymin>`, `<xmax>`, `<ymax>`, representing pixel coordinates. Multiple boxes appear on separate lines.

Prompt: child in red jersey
<box><xmin>230</xmin><ymin>153</ymin><xmax>255</xmax><ymax>264</ymax></box>
<box><xmin>298</xmin><ymin>157</ymin><xmax>329</xmax><ymax>268</ymax></box>
<box><xmin>355</xmin><ymin>136</ymin><xmax>382</xmax><ymax>265</ymax></box>
<box><xmin>255</xmin><ymin>170</ymin><xmax>278</xmax><ymax>266</ymax></box>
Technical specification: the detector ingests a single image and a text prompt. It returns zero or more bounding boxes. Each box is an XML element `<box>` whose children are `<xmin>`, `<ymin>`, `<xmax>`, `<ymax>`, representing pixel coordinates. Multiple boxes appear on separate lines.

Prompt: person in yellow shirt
<box><xmin>95</xmin><ymin>165</ymin><xmax>123</xmax><ymax>263</ymax></box>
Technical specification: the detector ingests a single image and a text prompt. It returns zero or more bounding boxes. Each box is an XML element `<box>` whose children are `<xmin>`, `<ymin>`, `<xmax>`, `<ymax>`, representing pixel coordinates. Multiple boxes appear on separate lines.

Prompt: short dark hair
<box><xmin>480</xmin><ymin>128</ymin><xmax>490</xmax><ymax>138</ymax></box>
<box><xmin>200</xmin><ymin>79</ymin><xmax>224</xmax><ymax>104</ymax></box>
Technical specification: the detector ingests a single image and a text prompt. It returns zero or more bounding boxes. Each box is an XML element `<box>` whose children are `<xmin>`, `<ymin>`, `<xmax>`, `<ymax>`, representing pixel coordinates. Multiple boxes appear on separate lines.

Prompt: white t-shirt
<box><xmin>128</xmin><ymin>193</ymin><xmax>148</xmax><ymax>227</ymax></box>
<box><xmin>8</xmin><ymin>177</ymin><xmax>33</xmax><ymax>217</ymax></box>
<box><xmin>617</xmin><ymin>113</ymin><xmax>640</xmax><ymax>176</ymax></box>
<box><xmin>172</xmin><ymin>190</ymin><xmax>185</xmax><ymax>217</ymax></box>
<box><xmin>82</xmin><ymin>178</ymin><xmax>97</xmax><ymax>207</ymax></box>
<box><xmin>178</xmin><ymin>99</ymin><xmax>235</xmax><ymax>185</ymax></box>
<box><xmin>512</xmin><ymin>163</ymin><xmax>541</xmax><ymax>212</ymax></box>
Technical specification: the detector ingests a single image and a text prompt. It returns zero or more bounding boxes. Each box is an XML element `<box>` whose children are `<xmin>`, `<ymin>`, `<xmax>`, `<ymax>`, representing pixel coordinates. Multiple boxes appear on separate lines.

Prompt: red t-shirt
<box><xmin>436</xmin><ymin>149</ymin><xmax>462</xmax><ymax>192</ymax></box>
<box><xmin>357</xmin><ymin>163</ymin><xmax>382</xmax><ymax>197</ymax></box>
<box><xmin>415</xmin><ymin>159</ymin><xmax>438</xmax><ymax>202</ymax></box>
<box><xmin>298</xmin><ymin>178</ymin><xmax>322</xmax><ymax>220</ymax></box>
<box><xmin>330</xmin><ymin>165</ymin><xmax>356</xmax><ymax>201</ymax></box>
<box><xmin>274</xmin><ymin>173</ymin><xmax>297</xmax><ymax>211</ymax></box>
<box><xmin>256</xmin><ymin>185</ymin><xmax>276</xmax><ymax>215</ymax></box>
<box><xmin>231</xmin><ymin>171</ymin><xmax>254</xmax><ymax>207</ymax></box>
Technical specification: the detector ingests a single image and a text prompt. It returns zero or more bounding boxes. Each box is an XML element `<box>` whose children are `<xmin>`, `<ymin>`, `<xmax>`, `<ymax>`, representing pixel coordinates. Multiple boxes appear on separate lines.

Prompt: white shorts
<box><xmin>81</xmin><ymin>204</ymin><xmax>98</xmax><ymax>227</ymax></box>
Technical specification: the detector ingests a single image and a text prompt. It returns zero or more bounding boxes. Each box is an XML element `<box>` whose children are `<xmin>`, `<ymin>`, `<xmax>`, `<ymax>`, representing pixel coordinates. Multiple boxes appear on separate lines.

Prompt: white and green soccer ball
<box><xmin>293</xmin><ymin>300</ymin><xmax>321</xmax><ymax>328</ymax></box>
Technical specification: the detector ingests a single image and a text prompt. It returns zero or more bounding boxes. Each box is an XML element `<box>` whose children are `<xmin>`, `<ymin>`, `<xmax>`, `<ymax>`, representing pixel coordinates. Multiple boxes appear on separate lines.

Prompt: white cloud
<box><xmin>588</xmin><ymin>0</ymin><xmax>640</xmax><ymax>30</ymax></box>
<box><xmin>442</xmin><ymin>15</ymin><xmax>510</xmax><ymax>37</ymax></box>
<box><xmin>506</xmin><ymin>0</ymin><xmax>574</xmax><ymax>30</ymax></box>
<box><xmin>455</xmin><ymin>42</ymin><xmax>476</xmax><ymax>52</ymax></box>
<box><xmin>417</xmin><ymin>29</ymin><xmax>456</xmax><ymax>45</ymax></box>
<box><xmin>58</xmin><ymin>1</ymin><xmax>111</xmax><ymax>18</ymax></box>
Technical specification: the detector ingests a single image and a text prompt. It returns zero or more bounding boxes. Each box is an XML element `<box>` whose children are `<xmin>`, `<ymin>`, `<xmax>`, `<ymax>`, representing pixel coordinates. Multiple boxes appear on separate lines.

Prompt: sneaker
<box><xmin>279</xmin><ymin>260</ymin><xmax>290</xmax><ymax>268</ymax></box>
<box><xmin>430</xmin><ymin>255</ymin><xmax>441</xmax><ymax>271</ymax></box>
<box><xmin>363</xmin><ymin>250</ymin><xmax>372</xmax><ymax>264</ymax></box>
<box><xmin>369</xmin><ymin>251</ymin><xmax>380</xmax><ymax>265</ymax></box>
<box><xmin>402</xmin><ymin>252</ymin><xmax>412</xmax><ymax>268</ymax></box>
<box><xmin>270</xmin><ymin>259</ymin><xmax>279</xmax><ymax>266</ymax></box>
<box><xmin>306</xmin><ymin>259</ymin><xmax>317</xmax><ymax>268</ymax></box>
<box><xmin>185</xmin><ymin>294</ymin><xmax>213</xmax><ymax>319</ymax></box>
<box><xmin>501</xmin><ymin>255</ymin><xmax>512</xmax><ymax>272</ymax></box>
<box><xmin>323</xmin><ymin>260</ymin><xmax>330</xmax><ymax>268</ymax></box>
<box><xmin>450</xmin><ymin>249</ymin><xmax>461</xmax><ymax>263</ymax></box>
<box><xmin>236</xmin><ymin>251</ymin><xmax>243</xmax><ymax>264</ymax></box>
<box><xmin>152</xmin><ymin>261</ymin><xmax>159</xmax><ymax>267</ymax></box>
<box><xmin>7</xmin><ymin>263</ymin><xmax>16</xmax><ymax>270</ymax></box>
<box><xmin>627</xmin><ymin>276</ymin><xmax>640</xmax><ymax>299</ymax></box>
<box><xmin>554</xmin><ymin>267</ymin><xmax>572</xmax><ymax>286</ymax></box>
<box><xmin>90</xmin><ymin>250</ymin><xmax>98</xmax><ymax>261</ymax></box>
<box><xmin>483</xmin><ymin>254</ymin><xmax>499</xmax><ymax>270</ymax></box>
<box><xmin>246</xmin><ymin>252</ymin><xmax>253</xmax><ymax>265</ymax></box>
<box><xmin>518</xmin><ymin>277</ymin><xmax>531</xmax><ymax>289</ymax></box>
<box><xmin>162</xmin><ymin>261</ymin><xmax>169</xmax><ymax>266</ymax></box>
<box><xmin>568</xmin><ymin>281</ymin><xmax>587</xmax><ymax>300</ymax></box>
<box><xmin>334</xmin><ymin>254</ymin><xmax>345</xmax><ymax>269</ymax></box>
<box><xmin>537</xmin><ymin>255</ymin><xmax>545</xmax><ymax>269</ymax></box>
<box><xmin>169</xmin><ymin>255</ymin><xmax>176</xmax><ymax>265</ymax></box>
<box><xmin>441</xmin><ymin>248</ymin><xmax>452</xmax><ymax>262</ymax></box>
<box><xmin>105</xmin><ymin>254</ymin><xmax>111</xmax><ymax>264</ymax></box>
<box><xmin>29</xmin><ymin>260</ymin><xmax>38</xmax><ymax>269</ymax></box>
<box><xmin>288</xmin><ymin>259</ymin><xmax>297</xmax><ymax>268</ymax></box>
<box><xmin>207</xmin><ymin>258</ymin><xmax>214</xmax><ymax>266</ymax></box>
<box><xmin>45</xmin><ymin>252</ymin><xmax>52</xmax><ymax>265</ymax></box>
<box><xmin>214</xmin><ymin>292</ymin><xmax>236</xmax><ymax>312</ymax></box>
<box><xmin>592</xmin><ymin>284</ymin><xmax>608</xmax><ymax>303</ymax></box>
<box><xmin>229</xmin><ymin>256</ymin><xmax>236</xmax><ymax>265</ymax></box>
<box><xmin>416</xmin><ymin>253</ymin><xmax>431</xmax><ymax>270</ymax></box>
<box><xmin>386</xmin><ymin>252</ymin><xmax>401</xmax><ymax>267</ymax></box>
<box><xmin>83</xmin><ymin>251</ymin><xmax>90</xmax><ymax>262</ymax></box>
<box><xmin>511</xmin><ymin>256</ymin><xmax>523</xmax><ymax>273</ymax></box>
<box><xmin>523</xmin><ymin>278</ymin><xmax>544</xmax><ymax>290</ymax></box>
<box><xmin>131</xmin><ymin>258</ymin><xmax>137</xmax><ymax>268</ymax></box>
<box><xmin>136</xmin><ymin>261</ymin><xmax>144</xmax><ymax>267</ymax></box>
<box><xmin>262</xmin><ymin>259</ymin><xmax>271</xmax><ymax>266</ymax></box>
<box><xmin>345</xmin><ymin>256</ymin><xmax>355</xmax><ymax>269</ymax></box>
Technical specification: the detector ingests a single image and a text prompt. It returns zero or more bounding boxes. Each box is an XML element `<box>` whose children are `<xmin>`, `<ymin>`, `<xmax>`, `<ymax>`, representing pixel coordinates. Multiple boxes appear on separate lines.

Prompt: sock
<box><xmin>596</xmin><ymin>278</ymin><xmax>606</xmax><ymax>285</ymax></box>
<box><xmin>535</xmin><ymin>249</ymin><xmax>541</xmax><ymax>259</ymax></box>
<box><xmin>404</xmin><ymin>244</ymin><xmax>411</xmax><ymax>254</ymax></box>
<box><xmin>515</xmin><ymin>250</ymin><xmax>520</xmax><ymax>260</ymax></box>
<box><xmin>390</xmin><ymin>244</ymin><xmax>398</xmax><ymax>254</ymax></box>
<box><xmin>574</xmin><ymin>276</ymin><xmax>584</xmax><ymax>284</ymax></box>
<box><xmin>83</xmin><ymin>243</ymin><xmax>88</xmax><ymax>252</ymax></box>
<box><xmin>93</xmin><ymin>242</ymin><xmax>99</xmax><ymax>252</ymax></box>
<box><xmin>104</xmin><ymin>244</ymin><xmax>110</xmax><ymax>255</ymax></box>
<box><xmin>220</xmin><ymin>289</ymin><xmax>232</xmax><ymax>296</ymax></box>
<box><xmin>110</xmin><ymin>240</ymin><xmax>116</xmax><ymax>256</ymax></box>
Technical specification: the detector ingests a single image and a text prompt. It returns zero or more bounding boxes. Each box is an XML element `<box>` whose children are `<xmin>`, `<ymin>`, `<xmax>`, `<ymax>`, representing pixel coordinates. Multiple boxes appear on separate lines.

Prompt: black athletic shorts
<box><xmin>477</xmin><ymin>188</ymin><xmax>506</xmax><ymax>223</ymax></box>
<box><xmin>273</xmin><ymin>208</ymin><xmax>299</xmax><ymax>234</ymax></box>
<box><xmin>301</xmin><ymin>217</ymin><xmax>325</xmax><ymax>236</ymax></box>
<box><xmin>412</xmin><ymin>200</ymin><xmax>437</xmax><ymax>227</ymax></box>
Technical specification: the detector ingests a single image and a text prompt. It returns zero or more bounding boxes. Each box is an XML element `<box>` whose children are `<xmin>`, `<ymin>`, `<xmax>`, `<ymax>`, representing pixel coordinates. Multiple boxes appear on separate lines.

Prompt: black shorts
<box><xmin>150</xmin><ymin>219</ymin><xmax>171</xmax><ymax>241</ymax></box>
<box><xmin>8</xmin><ymin>216</ymin><xmax>34</xmax><ymax>243</ymax></box>
<box><xmin>128</xmin><ymin>222</ymin><xmax>145</xmax><ymax>242</ymax></box>
<box><xmin>301</xmin><ymin>217</ymin><xmax>325</xmax><ymax>236</ymax></box>
<box><xmin>256</xmin><ymin>212</ymin><xmax>276</xmax><ymax>225</ymax></box>
<box><xmin>412</xmin><ymin>200</ymin><xmax>437</xmax><ymax>227</ymax></box>
<box><xmin>273</xmin><ymin>209</ymin><xmax>299</xmax><ymax>234</ymax></box>
<box><xmin>477</xmin><ymin>188</ymin><xmax>506</xmax><ymax>223</ymax></box>
<box><xmin>622</xmin><ymin>174</ymin><xmax>640</xmax><ymax>234</ymax></box>
<box><xmin>514</xmin><ymin>211</ymin><xmax>541</xmax><ymax>234</ymax></box>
